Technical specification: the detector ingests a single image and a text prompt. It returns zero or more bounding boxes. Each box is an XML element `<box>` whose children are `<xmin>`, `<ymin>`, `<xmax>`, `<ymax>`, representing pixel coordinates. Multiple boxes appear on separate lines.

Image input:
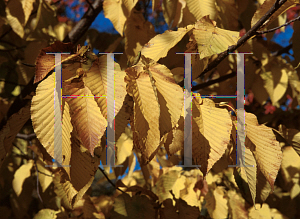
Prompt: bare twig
<box><xmin>98</xmin><ymin>167</ymin><xmax>126</xmax><ymax>194</ymax></box>
<box><xmin>191</xmin><ymin>71</ymin><xmax>236</xmax><ymax>91</ymax></box>
<box><xmin>178</xmin><ymin>0</ymin><xmax>288</xmax><ymax>88</ymax></box>
<box><xmin>257</xmin><ymin>15</ymin><xmax>300</xmax><ymax>34</ymax></box>
<box><xmin>272</xmin><ymin>44</ymin><xmax>293</xmax><ymax>56</ymax></box>
<box><xmin>21</xmin><ymin>62</ymin><xmax>36</xmax><ymax>67</ymax></box>
<box><xmin>16</xmin><ymin>133</ymin><xmax>37</xmax><ymax>141</ymax></box>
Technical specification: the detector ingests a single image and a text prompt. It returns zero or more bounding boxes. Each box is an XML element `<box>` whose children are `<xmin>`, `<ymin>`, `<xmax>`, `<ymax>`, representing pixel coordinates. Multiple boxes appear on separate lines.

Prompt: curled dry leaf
<box><xmin>34</xmin><ymin>41</ymin><xmax>91</xmax><ymax>84</ymax></box>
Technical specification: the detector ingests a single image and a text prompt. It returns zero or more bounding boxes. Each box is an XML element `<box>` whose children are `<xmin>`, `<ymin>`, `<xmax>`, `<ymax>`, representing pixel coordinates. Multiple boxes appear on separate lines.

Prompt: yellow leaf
<box><xmin>0</xmin><ymin>103</ymin><xmax>31</xmax><ymax>169</ymax></box>
<box><xmin>259</xmin><ymin>57</ymin><xmax>289</xmax><ymax>106</ymax></box>
<box><xmin>53</xmin><ymin>133</ymin><xmax>101</xmax><ymax>208</ymax></box>
<box><xmin>116</xmin><ymin>131</ymin><xmax>133</xmax><ymax>165</ymax></box>
<box><xmin>248</xmin><ymin>203</ymin><xmax>272</xmax><ymax>219</ymax></box>
<box><xmin>162</xmin><ymin>0</ymin><xmax>184</xmax><ymax>28</ymax></box>
<box><xmin>186</xmin><ymin>0</ymin><xmax>218</xmax><ymax>21</ymax></box>
<box><xmin>33</xmin><ymin>209</ymin><xmax>58</xmax><ymax>219</ymax></box>
<box><xmin>244</xmin><ymin>111</ymin><xmax>282</xmax><ymax>190</ymax></box>
<box><xmin>192</xmin><ymin>16</ymin><xmax>239</xmax><ymax>59</ymax></box>
<box><xmin>192</xmin><ymin>94</ymin><xmax>232</xmax><ymax>175</ymax></box>
<box><xmin>280</xmin><ymin>126</ymin><xmax>300</xmax><ymax>156</ymax></box>
<box><xmin>125</xmin><ymin>61</ymin><xmax>183</xmax><ymax>162</ymax></box>
<box><xmin>227</xmin><ymin>190</ymin><xmax>248</xmax><ymax>219</ymax></box>
<box><xmin>31</xmin><ymin>74</ymin><xmax>72</xmax><ymax>163</ymax></box>
<box><xmin>125</xmin><ymin>63</ymin><xmax>160</xmax><ymax>162</ymax></box>
<box><xmin>12</xmin><ymin>160</ymin><xmax>34</xmax><ymax>196</ymax></box>
<box><xmin>124</xmin><ymin>9</ymin><xmax>156</xmax><ymax>65</ymax></box>
<box><xmin>5</xmin><ymin>0</ymin><xmax>35</xmax><ymax>38</ymax></box>
<box><xmin>141</xmin><ymin>25</ymin><xmax>194</xmax><ymax>62</ymax></box>
<box><xmin>83</xmin><ymin>55</ymin><xmax>127</xmax><ymax>120</ymax></box>
<box><xmin>103</xmin><ymin>0</ymin><xmax>138</xmax><ymax>36</ymax></box>
<box><xmin>148</xmin><ymin>63</ymin><xmax>184</xmax><ymax>136</ymax></box>
<box><xmin>205</xmin><ymin>187</ymin><xmax>228</xmax><ymax>218</ymax></box>
<box><xmin>153</xmin><ymin>169</ymin><xmax>186</xmax><ymax>203</ymax></box>
<box><xmin>36</xmin><ymin>158</ymin><xmax>53</xmax><ymax>193</ymax></box>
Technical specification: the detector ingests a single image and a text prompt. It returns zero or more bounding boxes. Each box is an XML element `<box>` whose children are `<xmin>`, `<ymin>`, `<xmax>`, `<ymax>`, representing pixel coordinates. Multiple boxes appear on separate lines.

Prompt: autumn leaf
<box><xmin>125</xmin><ymin>61</ymin><xmax>183</xmax><ymax>162</ymax></box>
<box><xmin>31</xmin><ymin>74</ymin><xmax>69</xmax><ymax>159</ymax></box>
<box><xmin>63</xmin><ymin>79</ymin><xmax>107</xmax><ymax>156</ymax></box>
<box><xmin>34</xmin><ymin>41</ymin><xmax>76</xmax><ymax>84</ymax></box>
<box><xmin>191</xmin><ymin>16</ymin><xmax>240</xmax><ymax>59</ymax></box>
<box><xmin>5</xmin><ymin>0</ymin><xmax>35</xmax><ymax>38</ymax></box>
<box><xmin>192</xmin><ymin>93</ymin><xmax>232</xmax><ymax>175</ymax></box>
<box><xmin>12</xmin><ymin>160</ymin><xmax>34</xmax><ymax>196</ymax></box>
<box><xmin>103</xmin><ymin>0</ymin><xmax>138</xmax><ymax>36</ymax></box>
<box><xmin>205</xmin><ymin>187</ymin><xmax>228</xmax><ymax>218</ymax></box>
<box><xmin>124</xmin><ymin>9</ymin><xmax>156</xmax><ymax>65</ymax></box>
<box><xmin>140</xmin><ymin>25</ymin><xmax>194</xmax><ymax>62</ymax></box>
<box><xmin>243</xmin><ymin>110</ymin><xmax>282</xmax><ymax>191</ymax></box>
<box><xmin>186</xmin><ymin>0</ymin><xmax>218</xmax><ymax>21</ymax></box>
<box><xmin>83</xmin><ymin>55</ymin><xmax>127</xmax><ymax>120</ymax></box>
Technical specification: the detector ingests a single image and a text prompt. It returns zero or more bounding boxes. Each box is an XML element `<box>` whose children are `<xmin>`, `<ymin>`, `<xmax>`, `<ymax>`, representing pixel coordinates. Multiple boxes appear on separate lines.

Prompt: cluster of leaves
<box><xmin>1</xmin><ymin>0</ymin><xmax>300</xmax><ymax>218</ymax></box>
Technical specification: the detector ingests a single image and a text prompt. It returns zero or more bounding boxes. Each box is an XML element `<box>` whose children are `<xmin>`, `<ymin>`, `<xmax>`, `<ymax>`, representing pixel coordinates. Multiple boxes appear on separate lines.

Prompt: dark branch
<box><xmin>98</xmin><ymin>167</ymin><xmax>126</xmax><ymax>194</ymax></box>
<box><xmin>178</xmin><ymin>0</ymin><xmax>288</xmax><ymax>88</ymax></box>
<box><xmin>63</xmin><ymin>0</ymin><xmax>103</xmax><ymax>44</ymax></box>
<box><xmin>0</xmin><ymin>0</ymin><xmax>104</xmax><ymax>131</ymax></box>
<box><xmin>257</xmin><ymin>15</ymin><xmax>300</xmax><ymax>34</ymax></box>
<box><xmin>272</xmin><ymin>44</ymin><xmax>293</xmax><ymax>56</ymax></box>
<box><xmin>191</xmin><ymin>71</ymin><xmax>236</xmax><ymax>92</ymax></box>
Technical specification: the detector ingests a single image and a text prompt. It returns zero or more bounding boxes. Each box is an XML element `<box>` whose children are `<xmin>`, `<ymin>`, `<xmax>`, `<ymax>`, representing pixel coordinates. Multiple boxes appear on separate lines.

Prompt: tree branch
<box><xmin>63</xmin><ymin>0</ymin><xmax>103</xmax><ymax>44</ymax></box>
<box><xmin>191</xmin><ymin>71</ymin><xmax>236</xmax><ymax>92</ymax></box>
<box><xmin>178</xmin><ymin>0</ymin><xmax>288</xmax><ymax>88</ymax></box>
<box><xmin>0</xmin><ymin>0</ymin><xmax>104</xmax><ymax>131</ymax></box>
<box><xmin>98</xmin><ymin>167</ymin><xmax>126</xmax><ymax>194</ymax></box>
<box><xmin>257</xmin><ymin>15</ymin><xmax>300</xmax><ymax>34</ymax></box>
<box><xmin>272</xmin><ymin>43</ymin><xmax>293</xmax><ymax>56</ymax></box>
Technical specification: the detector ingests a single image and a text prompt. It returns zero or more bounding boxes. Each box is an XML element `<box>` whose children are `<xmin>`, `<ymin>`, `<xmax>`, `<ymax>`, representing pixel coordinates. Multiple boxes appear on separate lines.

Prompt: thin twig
<box><xmin>98</xmin><ymin>167</ymin><xmax>126</xmax><ymax>194</ymax></box>
<box><xmin>12</xmin><ymin>142</ymin><xmax>26</xmax><ymax>156</ymax></box>
<box><xmin>191</xmin><ymin>71</ymin><xmax>236</xmax><ymax>91</ymax></box>
<box><xmin>272</xmin><ymin>44</ymin><xmax>293</xmax><ymax>56</ymax></box>
<box><xmin>21</xmin><ymin>63</ymin><xmax>36</xmax><ymax>67</ymax></box>
<box><xmin>178</xmin><ymin>0</ymin><xmax>288</xmax><ymax>88</ymax></box>
<box><xmin>16</xmin><ymin>133</ymin><xmax>37</xmax><ymax>141</ymax></box>
<box><xmin>257</xmin><ymin>15</ymin><xmax>300</xmax><ymax>34</ymax></box>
